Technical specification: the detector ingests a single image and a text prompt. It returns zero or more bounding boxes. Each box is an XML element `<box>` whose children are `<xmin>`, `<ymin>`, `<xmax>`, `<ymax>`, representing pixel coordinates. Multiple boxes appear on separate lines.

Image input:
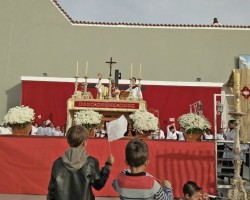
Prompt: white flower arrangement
<box><xmin>3</xmin><ymin>105</ymin><xmax>35</xmax><ymax>128</ymax></box>
<box><xmin>74</xmin><ymin>109</ymin><xmax>103</xmax><ymax>129</ymax></box>
<box><xmin>178</xmin><ymin>113</ymin><xmax>211</xmax><ymax>134</ymax></box>
<box><xmin>129</xmin><ymin>110</ymin><xmax>159</xmax><ymax>131</ymax></box>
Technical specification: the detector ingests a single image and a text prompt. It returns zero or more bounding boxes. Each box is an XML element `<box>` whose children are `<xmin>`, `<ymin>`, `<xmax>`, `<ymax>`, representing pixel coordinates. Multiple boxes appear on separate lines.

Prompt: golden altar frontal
<box><xmin>66</xmin><ymin>98</ymin><xmax>147</xmax><ymax>130</ymax></box>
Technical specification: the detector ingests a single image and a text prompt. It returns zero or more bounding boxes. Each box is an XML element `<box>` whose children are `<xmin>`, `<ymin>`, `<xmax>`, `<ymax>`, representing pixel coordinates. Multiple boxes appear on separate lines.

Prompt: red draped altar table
<box><xmin>0</xmin><ymin>136</ymin><xmax>216</xmax><ymax>198</ymax></box>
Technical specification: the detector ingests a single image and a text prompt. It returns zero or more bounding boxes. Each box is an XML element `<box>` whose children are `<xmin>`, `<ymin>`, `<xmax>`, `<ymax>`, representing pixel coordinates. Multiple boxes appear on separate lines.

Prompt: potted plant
<box><xmin>74</xmin><ymin>109</ymin><xmax>103</xmax><ymax>137</ymax></box>
<box><xmin>129</xmin><ymin>110</ymin><xmax>159</xmax><ymax>138</ymax></box>
<box><xmin>3</xmin><ymin>105</ymin><xmax>35</xmax><ymax>135</ymax></box>
<box><xmin>177</xmin><ymin>113</ymin><xmax>211</xmax><ymax>141</ymax></box>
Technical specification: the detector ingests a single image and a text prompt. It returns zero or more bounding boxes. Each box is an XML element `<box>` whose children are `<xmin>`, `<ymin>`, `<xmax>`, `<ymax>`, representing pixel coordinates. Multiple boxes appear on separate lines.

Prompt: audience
<box><xmin>166</xmin><ymin>124</ymin><xmax>178</xmax><ymax>140</ymax></box>
<box><xmin>151</xmin><ymin>126</ymin><xmax>165</xmax><ymax>139</ymax></box>
<box><xmin>0</xmin><ymin>123</ymin><xmax>12</xmax><ymax>134</ymax></box>
<box><xmin>216</xmin><ymin>128</ymin><xmax>225</xmax><ymax>161</ymax></box>
<box><xmin>203</xmin><ymin>129</ymin><xmax>214</xmax><ymax>140</ymax></box>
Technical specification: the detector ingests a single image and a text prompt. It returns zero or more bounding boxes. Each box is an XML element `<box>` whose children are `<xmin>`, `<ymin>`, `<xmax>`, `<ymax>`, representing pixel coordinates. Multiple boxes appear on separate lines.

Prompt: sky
<box><xmin>58</xmin><ymin>0</ymin><xmax>250</xmax><ymax>25</ymax></box>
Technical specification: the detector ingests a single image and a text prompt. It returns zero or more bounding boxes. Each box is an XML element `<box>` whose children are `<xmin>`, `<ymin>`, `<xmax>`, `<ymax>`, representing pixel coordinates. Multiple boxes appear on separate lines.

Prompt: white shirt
<box><xmin>0</xmin><ymin>127</ymin><xmax>12</xmax><ymax>134</ymax></box>
<box><xmin>126</xmin><ymin>86</ymin><xmax>143</xmax><ymax>100</ymax></box>
<box><xmin>31</xmin><ymin>126</ymin><xmax>38</xmax><ymax>135</ymax></box>
<box><xmin>151</xmin><ymin>130</ymin><xmax>165</xmax><ymax>139</ymax></box>
<box><xmin>166</xmin><ymin>125</ymin><xmax>178</xmax><ymax>140</ymax></box>
<box><xmin>52</xmin><ymin>129</ymin><xmax>64</xmax><ymax>136</ymax></box>
<box><xmin>203</xmin><ymin>132</ymin><xmax>214</xmax><ymax>140</ymax></box>
<box><xmin>176</xmin><ymin>131</ymin><xmax>185</xmax><ymax>141</ymax></box>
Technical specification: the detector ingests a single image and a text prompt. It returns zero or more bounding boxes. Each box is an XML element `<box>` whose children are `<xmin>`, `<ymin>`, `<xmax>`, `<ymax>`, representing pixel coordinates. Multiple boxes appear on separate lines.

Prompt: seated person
<box><xmin>52</xmin><ymin>126</ymin><xmax>64</xmax><ymax>136</ymax></box>
<box><xmin>0</xmin><ymin>123</ymin><xmax>12</xmax><ymax>134</ymax></box>
<box><xmin>182</xmin><ymin>181</ymin><xmax>209</xmax><ymax>200</ymax></box>
<box><xmin>176</xmin><ymin>127</ymin><xmax>185</xmax><ymax>141</ymax></box>
<box><xmin>166</xmin><ymin>124</ymin><xmax>178</xmax><ymax>140</ymax></box>
<box><xmin>126</xmin><ymin>77</ymin><xmax>142</xmax><ymax>100</ymax></box>
<box><xmin>151</xmin><ymin>126</ymin><xmax>165</xmax><ymax>139</ymax></box>
<box><xmin>203</xmin><ymin>129</ymin><xmax>214</xmax><ymax>140</ymax></box>
<box><xmin>216</xmin><ymin>128</ymin><xmax>225</xmax><ymax>162</ymax></box>
<box><xmin>31</xmin><ymin>122</ymin><xmax>39</xmax><ymax>135</ymax></box>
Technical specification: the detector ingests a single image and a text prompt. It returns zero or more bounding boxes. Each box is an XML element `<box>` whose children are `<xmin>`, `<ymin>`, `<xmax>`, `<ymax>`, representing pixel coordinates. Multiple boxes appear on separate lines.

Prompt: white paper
<box><xmin>107</xmin><ymin>115</ymin><xmax>128</xmax><ymax>142</ymax></box>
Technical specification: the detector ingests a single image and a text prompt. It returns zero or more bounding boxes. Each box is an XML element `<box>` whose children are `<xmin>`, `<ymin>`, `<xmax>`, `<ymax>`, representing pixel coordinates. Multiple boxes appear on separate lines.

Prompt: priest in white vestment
<box><xmin>126</xmin><ymin>77</ymin><xmax>142</xmax><ymax>99</ymax></box>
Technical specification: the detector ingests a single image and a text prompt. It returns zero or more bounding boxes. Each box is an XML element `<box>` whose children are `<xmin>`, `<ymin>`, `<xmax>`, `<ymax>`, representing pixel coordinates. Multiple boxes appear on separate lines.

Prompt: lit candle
<box><xmin>76</xmin><ymin>61</ymin><xmax>79</xmax><ymax>77</ymax></box>
<box><xmin>85</xmin><ymin>61</ymin><xmax>88</xmax><ymax>76</ymax></box>
<box><xmin>130</xmin><ymin>63</ymin><xmax>133</xmax><ymax>78</ymax></box>
<box><xmin>139</xmin><ymin>64</ymin><xmax>142</xmax><ymax>79</ymax></box>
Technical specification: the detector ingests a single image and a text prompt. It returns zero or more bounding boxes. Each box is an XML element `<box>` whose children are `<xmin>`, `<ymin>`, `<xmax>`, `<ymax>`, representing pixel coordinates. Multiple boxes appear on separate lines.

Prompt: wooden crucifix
<box><xmin>105</xmin><ymin>57</ymin><xmax>117</xmax><ymax>78</ymax></box>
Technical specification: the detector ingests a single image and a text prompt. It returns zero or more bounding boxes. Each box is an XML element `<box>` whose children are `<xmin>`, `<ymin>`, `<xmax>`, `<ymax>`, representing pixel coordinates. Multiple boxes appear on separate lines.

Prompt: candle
<box><xmin>130</xmin><ymin>63</ymin><xmax>133</xmax><ymax>78</ymax></box>
<box><xmin>76</xmin><ymin>61</ymin><xmax>79</xmax><ymax>77</ymax></box>
<box><xmin>139</xmin><ymin>64</ymin><xmax>142</xmax><ymax>79</ymax></box>
<box><xmin>85</xmin><ymin>61</ymin><xmax>88</xmax><ymax>76</ymax></box>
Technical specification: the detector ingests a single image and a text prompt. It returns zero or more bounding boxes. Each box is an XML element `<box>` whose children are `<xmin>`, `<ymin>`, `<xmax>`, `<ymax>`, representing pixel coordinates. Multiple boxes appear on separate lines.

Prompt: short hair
<box><xmin>169</xmin><ymin>126</ymin><xmax>174</xmax><ymax>130</ymax></box>
<box><xmin>132</xmin><ymin>77</ymin><xmax>136</xmax><ymax>82</ymax></box>
<box><xmin>183</xmin><ymin>181</ymin><xmax>201</xmax><ymax>197</ymax></box>
<box><xmin>66</xmin><ymin>125</ymin><xmax>89</xmax><ymax>147</ymax></box>
<box><xmin>125</xmin><ymin>138</ymin><xmax>148</xmax><ymax>167</ymax></box>
<box><xmin>228</xmin><ymin>119</ymin><xmax>236</xmax><ymax>124</ymax></box>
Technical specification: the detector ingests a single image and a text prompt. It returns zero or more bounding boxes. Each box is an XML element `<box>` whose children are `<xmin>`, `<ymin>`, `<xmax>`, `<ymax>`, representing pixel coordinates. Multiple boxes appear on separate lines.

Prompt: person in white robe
<box><xmin>176</xmin><ymin>128</ymin><xmax>185</xmax><ymax>141</ymax></box>
<box><xmin>220</xmin><ymin>120</ymin><xmax>248</xmax><ymax>179</ymax></box>
<box><xmin>150</xmin><ymin>129</ymin><xmax>165</xmax><ymax>139</ymax></box>
<box><xmin>31</xmin><ymin>123</ymin><xmax>38</xmax><ymax>135</ymax></box>
<box><xmin>166</xmin><ymin>124</ymin><xmax>178</xmax><ymax>140</ymax></box>
<box><xmin>203</xmin><ymin>129</ymin><xmax>214</xmax><ymax>140</ymax></box>
<box><xmin>126</xmin><ymin>77</ymin><xmax>142</xmax><ymax>100</ymax></box>
<box><xmin>52</xmin><ymin>126</ymin><xmax>64</xmax><ymax>136</ymax></box>
<box><xmin>95</xmin><ymin>73</ymin><xmax>109</xmax><ymax>99</ymax></box>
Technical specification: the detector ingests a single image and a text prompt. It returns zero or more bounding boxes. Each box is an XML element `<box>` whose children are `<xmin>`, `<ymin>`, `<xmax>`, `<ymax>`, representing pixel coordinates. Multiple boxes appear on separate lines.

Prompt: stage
<box><xmin>0</xmin><ymin>136</ymin><xmax>216</xmax><ymax>198</ymax></box>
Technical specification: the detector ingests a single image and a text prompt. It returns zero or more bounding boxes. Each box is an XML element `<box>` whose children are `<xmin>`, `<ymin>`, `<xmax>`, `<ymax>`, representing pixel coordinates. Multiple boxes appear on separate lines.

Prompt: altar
<box><xmin>66</xmin><ymin>98</ymin><xmax>147</xmax><ymax>130</ymax></box>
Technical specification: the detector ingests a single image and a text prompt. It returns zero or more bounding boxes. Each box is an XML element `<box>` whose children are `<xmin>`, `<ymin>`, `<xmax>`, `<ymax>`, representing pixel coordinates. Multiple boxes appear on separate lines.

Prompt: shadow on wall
<box><xmin>5</xmin><ymin>83</ymin><xmax>22</xmax><ymax>113</ymax></box>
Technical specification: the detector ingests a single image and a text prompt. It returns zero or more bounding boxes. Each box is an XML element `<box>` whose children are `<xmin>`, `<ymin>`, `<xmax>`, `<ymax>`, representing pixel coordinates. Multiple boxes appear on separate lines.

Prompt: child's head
<box><xmin>125</xmin><ymin>138</ymin><xmax>148</xmax><ymax>167</ymax></box>
<box><xmin>228</xmin><ymin>119</ymin><xmax>236</xmax><ymax>129</ymax></box>
<box><xmin>183</xmin><ymin>181</ymin><xmax>201</xmax><ymax>200</ymax></box>
<box><xmin>66</xmin><ymin>125</ymin><xmax>89</xmax><ymax>147</ymax></box>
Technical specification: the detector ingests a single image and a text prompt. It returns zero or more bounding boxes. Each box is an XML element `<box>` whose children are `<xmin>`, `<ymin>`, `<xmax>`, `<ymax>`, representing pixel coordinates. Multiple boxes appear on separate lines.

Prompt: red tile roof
<box><xmin>52</xmin><ymin>0</ymin><xmax>250</xmax><ymax>29</ymax></box>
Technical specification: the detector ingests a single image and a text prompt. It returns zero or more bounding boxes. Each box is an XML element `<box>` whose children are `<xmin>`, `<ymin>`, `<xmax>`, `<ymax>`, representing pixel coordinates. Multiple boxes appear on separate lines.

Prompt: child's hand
<box><xmin>199</xmin><ymin>192</ymin><xmax>209</xmax><ymax>200</ymax></box>
<box><xmin>106</xmin><ymin>154</ymin><xmax>114</xmax><ymax>165</ymax></box>
<box><xmin>162</xmin><ymin>180</ymin><xmax>172</xmax><ymax>188</ymax></box>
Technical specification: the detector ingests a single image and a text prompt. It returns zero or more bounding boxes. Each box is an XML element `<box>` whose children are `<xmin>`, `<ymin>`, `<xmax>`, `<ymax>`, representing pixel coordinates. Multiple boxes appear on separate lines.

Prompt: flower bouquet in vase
<box><xmin>74</xmin><ymin>109</ymin><xmax>103</xmax><ymax>137</ymax></box>
<box><xmin>3</xmin><ymin>105</ymin><xmax>35</xmax><ymax>135</ymax></box>
<box><xmin>129</xmin><ymin>110</ymin><xmax>159</xmax><ymax>139</ymax></box>
<box><xmin>177</xmin><ymin>113</ymin><xmax>211</xmax><ymax>141</ymax></box>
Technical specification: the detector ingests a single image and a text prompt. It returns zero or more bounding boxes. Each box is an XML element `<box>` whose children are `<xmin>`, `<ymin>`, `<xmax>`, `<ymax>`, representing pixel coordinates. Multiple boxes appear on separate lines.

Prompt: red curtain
<box><xmin>21</xmin><ymin>80</ymin><xmax>221</xmax><ymax>132</ymax></box>
<box><xmin>0</xmin><ymin>136</ymin><xmax>216</xmax><ymax>198</ymax></box>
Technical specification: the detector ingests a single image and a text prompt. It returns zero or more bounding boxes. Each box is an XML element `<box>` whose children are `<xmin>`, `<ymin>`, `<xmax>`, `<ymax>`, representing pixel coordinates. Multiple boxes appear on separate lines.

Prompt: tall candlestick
<box><xmin>130</xmin><ymin>63</ymin><xmax>133</xmax><ymax>78</ymax></box>
<box><xmin>85</xmin><ymin>61</ymin><xmax>88</xmax><ymax>76</ymax></box>
<box><xmin>139</xmin><ymin>64</ymin><xmax>142</xmax><ymax>79</ymax></box>
<box><xmin>233</xmin><ymin>69</ymin><xmax>241</xmax><ymax>112</ymax></box>
<box><xmin>76</xmin><ymin>61</ymin><xmax>79</xmax><ymax>77</ymax></box>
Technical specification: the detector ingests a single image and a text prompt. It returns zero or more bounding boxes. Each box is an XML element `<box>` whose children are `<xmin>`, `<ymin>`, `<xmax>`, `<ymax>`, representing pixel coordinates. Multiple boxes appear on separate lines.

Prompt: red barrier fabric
<box><xmin>0</xmin><ymin>136</ymin><xmax>216</xmax><ymax>198</ymax></box>
<box><xmin>21</xmin><ymin>80</ymin><xmax>221</xmax><ymax>131</ymax></box>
